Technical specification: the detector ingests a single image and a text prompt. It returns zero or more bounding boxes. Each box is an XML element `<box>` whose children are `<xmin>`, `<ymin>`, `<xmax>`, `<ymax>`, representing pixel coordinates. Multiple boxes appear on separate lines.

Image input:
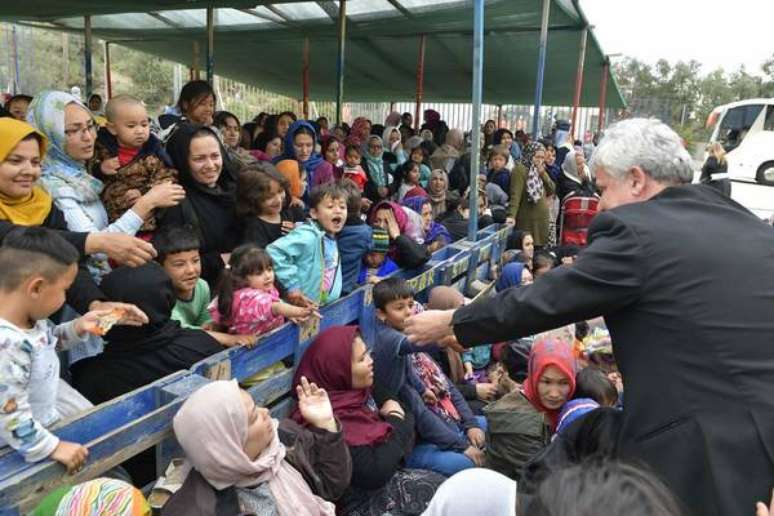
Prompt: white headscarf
<box><xmin>422</xmin><ymin>468</ymin><xmax>517</xmax><ymax>516</ymax></box>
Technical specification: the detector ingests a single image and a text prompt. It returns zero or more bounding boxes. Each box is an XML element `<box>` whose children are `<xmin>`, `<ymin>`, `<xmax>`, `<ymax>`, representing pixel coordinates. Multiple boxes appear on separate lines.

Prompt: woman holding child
<box><xmin>293</xmin><ymin>326</ymin><xmax>444</xmax><ymax>515</ymax></box>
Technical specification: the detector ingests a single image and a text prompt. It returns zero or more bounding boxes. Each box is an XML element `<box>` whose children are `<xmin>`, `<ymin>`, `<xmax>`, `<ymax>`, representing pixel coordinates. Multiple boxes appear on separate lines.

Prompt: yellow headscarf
<box><xmin>0</xmin><ymin>117</ymin><xmax>52</xmax><ymax>226</ymax></box>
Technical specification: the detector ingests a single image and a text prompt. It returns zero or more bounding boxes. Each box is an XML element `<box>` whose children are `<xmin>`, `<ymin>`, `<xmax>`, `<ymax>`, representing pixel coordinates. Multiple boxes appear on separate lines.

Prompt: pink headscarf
<box><xmin>173</xmin><ymin>380</ymin><xmax>335</xmax><ymax>516</ymax></box>
<box><xmin>346</xmin><ymin>117</ymin><xmax>371</xmax><ymax>149</ymax></box>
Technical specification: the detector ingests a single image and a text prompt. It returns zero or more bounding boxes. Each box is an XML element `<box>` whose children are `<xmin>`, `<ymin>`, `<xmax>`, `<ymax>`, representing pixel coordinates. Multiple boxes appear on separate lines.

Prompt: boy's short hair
<box><xmin>345</xmin><ymin>144</ymin><xmax>361</xmax><ymax>157</ymax></box>
<box><xmin>152</xmin><ymin>225</ymin><xmax>201</xmax><ymax>264</ymax></box>
<box><xmin>0</xmin><ymin>227</ymin><xmax>79</xmax><ymax>291</ymax></box>
<box><xmin>309</xmin><ymin>182</ymin><xmax>348</xmax><ymax>210</ymax></box>
<box><xmin>104</xmin><ymin>94</ymin><xmax>144</xmax><ymax>122</ymax></box>
<box><xmin>574</xmin><ymin>366</ymin><xmax>618</xmax><ymax>406</ymax></box>
<box><xmin>339</xmin><ymin>179</ymin><xmax>362</xmax><ymax>215</ymax></box>
<box><xmin>488</xmin><ymin>144</ymin><xmax>510</xmax><ymax>163</ymax></box>
<box><xmin>373</xmin><ymin>277</ymin><xmax>413</xmax><ymax>310</ymax></box>
<box><xmin>533</xmin><ymin>250</ymin><xmax>556</xmax><ymax>271</ymax></box>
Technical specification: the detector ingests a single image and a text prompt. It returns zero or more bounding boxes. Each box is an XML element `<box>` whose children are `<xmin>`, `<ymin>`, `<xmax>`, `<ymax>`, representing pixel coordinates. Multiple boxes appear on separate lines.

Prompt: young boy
<box><xmin>153</xmin><ymin>225</ymin><xmax>255</xmax><ymax>348</ymax></box>
<box><xmin>0</xmin><ymin>228</ymin><xmax>137</xmax><ymax>472</ymax></box>
<box><xmin>267</xmin><ymin>182</ymin><xmax>347</xmax><ymax>306</ymax></box>
<box><xmin>486</xmin><ymin>145</ymin><xmax>512</xmax><ymax>198</ymax></box>
<box><xmin>342</xmin><ymin>144</ymin><xmax>368</xmax><ymax>192</ymax></box>
<box><xmin>358</xmin><ymin>228</ymin><xmax>398</xmax><ymax>285</ymax></box>
<box><xmin>94</xmin><ymin>94</ymin><xmax>178</xmax><ymax>232</ymax></box>
<box><xmin>372</xmin><ymin>278</ymin><xmax>485</xmax><ymax>475</ymax></box>
<box><xmin>337</xmin><ymin>181</ymin><xmax>373</xmax><ymax>295</ymax></box>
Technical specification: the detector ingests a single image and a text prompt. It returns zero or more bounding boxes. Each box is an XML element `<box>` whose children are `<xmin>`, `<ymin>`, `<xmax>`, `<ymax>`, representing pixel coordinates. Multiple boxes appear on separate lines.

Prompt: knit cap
<box><xmin>554</xmin><ymin>398</ymin><xmax>600</xmax><ymax>436</ymax></box>
<box><xmin>371</xmin><ymin>227</ymin><xmax>390</xmax><ymax>254</ymax></box>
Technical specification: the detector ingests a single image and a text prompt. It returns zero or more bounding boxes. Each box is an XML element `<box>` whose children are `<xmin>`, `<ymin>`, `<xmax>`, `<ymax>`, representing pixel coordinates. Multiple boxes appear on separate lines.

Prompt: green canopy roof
<box><xmin>1</xmin><ymin>0</ymin><xmax>625</xmax><ymax>108</ymax></box>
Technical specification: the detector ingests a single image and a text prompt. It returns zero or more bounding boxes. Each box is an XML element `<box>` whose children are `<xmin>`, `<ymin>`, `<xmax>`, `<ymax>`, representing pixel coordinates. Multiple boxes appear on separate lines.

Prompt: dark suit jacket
<box><xmin>452</xmin><ymin>184</ymin><xmax>774</xmax><ymax>516</ymax></box>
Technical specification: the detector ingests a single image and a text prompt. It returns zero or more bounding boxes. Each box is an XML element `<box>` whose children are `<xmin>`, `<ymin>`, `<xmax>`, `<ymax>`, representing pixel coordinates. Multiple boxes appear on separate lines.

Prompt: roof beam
<box><xmin>238</xmin><ymin>8</ymin><xmax>285</xmax><ymax>24</ymax></box>
<box><xmin>148</xmin><ymin>11</ymin><xmax>184</xmax><ymax>29</ymax></box>
<box><xmin>265</xmin><ymin>5</ymin><xmax>293</xmax><ymax>24</ymax></box>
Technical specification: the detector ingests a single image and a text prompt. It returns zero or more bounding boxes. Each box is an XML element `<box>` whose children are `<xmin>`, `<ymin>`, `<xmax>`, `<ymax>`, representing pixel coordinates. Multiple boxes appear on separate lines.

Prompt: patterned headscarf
<box><xmin>346</xmin><ymin>117</ymin><xmax>371</xmax><ymax>149</ymax></box>
<box><xmin>520</xmin><ymin>141</ymin><xmax>546</xmax><ymax>203</ymax></box>
<box><xmin>28</xmin><ymin>90</ymin><xmax>103</xmax><ymax>203</ymax></box>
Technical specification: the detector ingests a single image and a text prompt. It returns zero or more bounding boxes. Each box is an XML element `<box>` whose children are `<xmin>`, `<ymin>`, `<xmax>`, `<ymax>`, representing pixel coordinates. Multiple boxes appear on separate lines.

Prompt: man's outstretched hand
<box><xmin>404</xmin><ymin>309</ymin><xmax>456</xmax><ymax>345</ymax></box>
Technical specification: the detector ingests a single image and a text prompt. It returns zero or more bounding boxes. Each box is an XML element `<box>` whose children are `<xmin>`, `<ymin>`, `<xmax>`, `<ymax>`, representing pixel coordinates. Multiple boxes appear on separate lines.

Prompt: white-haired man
<box><xmin>406</xmin><ymin>118</ymin><xmax>774</xmax><ymax>516</ymax></box>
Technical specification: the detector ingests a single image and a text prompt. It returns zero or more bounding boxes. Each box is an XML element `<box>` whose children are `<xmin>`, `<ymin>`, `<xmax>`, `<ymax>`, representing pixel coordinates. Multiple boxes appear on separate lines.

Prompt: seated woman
<box><xmin>28</xmin><ymin>90</ymin><xmax>184</xmax><ymax>282</ymax></box>
<box><xmin>163</xmin><ymin>378</ymin><xmax>351</xmax><ymax>516</ymax></box>
<box><xmin>484</xmin><ymin>337</ymin><xmax>577</xmax><ymax>481</ymax></box>
<box><xmin>361</xmin><ymin>135</ymin><xmax>395</xmax><ymax>203</ymax></box>
<box><xmin>213</xmin><ymin>110</ymin><xmax>256</xmax><ymax>170</ymax></box>
<box><xmin>252</xmin><ymin>129</ymin><xmax>283</xmax><ymax>162</ymax></box>
<box><xmin>401</xmin><ymin>196</ymin><xmax>451</xmax><ymax>255</ymax></box>
<box><xmin>275</xmin><ymin>120</ymin><xmax>327</xmax><ymax>207</ymax></box>
<box><xmin>368</xmin><ymin>200</ymin><xmax>430</xmax><ymax>269</ymax></box>
<box><xmin>159</xmin><ymin>80</ymin><xmax>216</xmax><ymax>139</ymax></box>
<box><xmin>293</xmin><ymin>326</ymin><xmax>445</xmax><ymax>516</ymax></box>
<box><xmin>161</xmin><ymin>124</ymin><xmax>239</xmax><ymax>286</ymax></box>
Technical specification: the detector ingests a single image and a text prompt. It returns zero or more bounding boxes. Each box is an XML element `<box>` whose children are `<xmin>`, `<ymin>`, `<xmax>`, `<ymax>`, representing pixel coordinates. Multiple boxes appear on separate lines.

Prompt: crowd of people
<box><xmin>0</xmin><ymin>83</ymin><xmax>771</xmax><ymax>516</ymax></box>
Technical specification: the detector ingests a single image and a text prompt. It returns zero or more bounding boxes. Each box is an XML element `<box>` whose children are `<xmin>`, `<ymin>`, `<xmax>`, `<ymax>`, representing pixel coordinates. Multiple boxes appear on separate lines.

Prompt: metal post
<box><xmin>192</xmin><ymin>41</ymin><xmax>200</xmax><ymax>80</ymax></box>
<box><xmin>468</xmin><ymin>0</ymin><xmax>484</xmax><ymax>242</ymax></box>
<box><xmin>104</xmin><ymin>41</ymin><xmax>112</xmax><ymax>99</ymax></box>
<box><xmin>303</xmin><ymin>37</ymin><xmax>310</xmax><ymax>119</ymax></box>
<box><xmin>497</xmin><ymin>104</ymin><xmax>502</xmax><ymax>127</ymax></box>
<box><xmin>569</xmin><ymin>27</ymin><xmax>588</xmax><ymax>139</ymax></box>
<box><xmin>62</xmin><ymin>32</ymin><xmax>69</xmax><ymax>88</ymax></box>
<box><xmin>414</xmin><ymin>34</ymin><xmax>427</xmax><ymax>131</ymax></box>
<box><xmin>206</xmin><ymin>7</ymin><xmax>214</xmax><ymax>84</ymax></box>
<box><xmin>335</xmin><ymin>0</ymin><xmax>347</xmax><ymax>127</ymax></box>
<box><xmin>597</xmin><ymin>59</ymin><xmax>609</xmax><ymax>133</ymax></box>
<box><xmin>84</xmin><ymin>16</ymin><xmax>93</xmax><ymax>98</ymax></box>
<box><xmin>531</xmin><ymin>0</ymin><xmax>550</xmax><ymax>139</ymax></box>
<box><xmin>11</xmin><ymin>25</ymin><xmax>20</xmax><ymax>94</ymax></box>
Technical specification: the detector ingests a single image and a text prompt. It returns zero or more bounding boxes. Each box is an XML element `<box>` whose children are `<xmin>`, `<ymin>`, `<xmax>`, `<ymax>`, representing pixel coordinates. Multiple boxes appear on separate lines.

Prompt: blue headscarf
<box><xmin>401</xmin><ymin>195</ymin><xmax>452</xmax><ymax>246</ymax></box>
<box><xmin>28</xmin><ymin>90</ymin><xmax>103</xmax><ymax>203</ymax></box>
<box><xmin>276</xmin><ymin>119</ymin><xmax>324</xmax><ymax>181</ymax></box>
<box><xmin>496</xmin><ymin>262</ymin><xmax>526</xmax><ymax>292</ymax></box>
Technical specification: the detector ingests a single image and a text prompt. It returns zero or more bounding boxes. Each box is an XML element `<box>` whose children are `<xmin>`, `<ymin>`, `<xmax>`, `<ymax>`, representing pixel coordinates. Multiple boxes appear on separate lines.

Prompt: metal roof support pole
<box><xmin>206</xmin><ymin>7</ymin><xmax>214</xmax><ymax>85</ymax></box>
<box><xmin>467</xmin><ymin>0</ymin><xmax>484</xmax><ymax>242</ymax></box>
<box><xmin>597</xmin><ymin>58</ymin><xmax>609</xmax><ymax>133</ymax></box>
<box><xmin>531</xmin><ymin>0</ymin><xmax>550</xmax><ymax>139</ymax></box>
<box><xmin>569</xmin><ymin>27</ymin><xmax>588</xmax><ymax>139</ymax></box>
<box><xmin>497</xmin><ymin>104</ymin><xmax>503</xmax><ymax>127</ymax></box>
<box><xmin>335</xmin><ymin>0</ymin><xmax>347</xmax><ymax>127</ymax></box>
<box><xmin>11</xmin><ymin>25</ymin><xmax>20</xmax><ymax>94</ymax></box>
<box><xmin>303</xmin><ymin>37</ymin><xmax>311</xmax><ymax>119</ymax></box>
<box><xmin>414</xmin><ymin>34</ymin><xmax>426</xmax><ymax>132</ymax></box>
<box><xmin>104</xmin><ymin>41</ymin><xmax>112</xmax><ymax>99</ymax></box>
<box><xmin>192</xmin><ymin>41</ymin><xmax>200</xmax><ymax>80</ymax></box>
<box><xmin>84</xmin><ymin>16</ymin><xmax>93</xmax><ymax>99</ymax></box>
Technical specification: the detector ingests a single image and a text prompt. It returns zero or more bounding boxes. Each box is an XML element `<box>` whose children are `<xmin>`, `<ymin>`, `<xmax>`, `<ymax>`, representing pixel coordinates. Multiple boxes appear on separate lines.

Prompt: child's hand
<box><xmin>50</xmin><ymin>440</ymin><xmax>89</xmax><ymax>474</ymax></box>
<box><xmin>467</xmin><ymin>427</ymin><xmax>486</xmax><ymax>449</ymax></box>
<box><xmin>422</xmin><ymin>389</ymin><xmax>438</xmax><ymax>405</ymax></box>
<box><xmin>288</xmin><ymin>305</ymin><xmax>322</xmax><ymax>326</ymax></box>
<box><xmin>463</xmin><ymin>445</ymin><xmax>485</xmax><ymax>467</ymax></box>
<box><xmin>100</xmin><ymin>157</ymin><xmax>120</xmax><ymax>176</ymax></box>
<box><xmin>296</xmin><ymin>376</ymin><xmax>337</xmax><ymax>432</ymax></box>
<box><xmin>286</xmin><ymin>290</ymin><xmax>318</xmax><ymax>309</ymax></box>
<box><xmin>367</xmin><ymin>274</ymin><xmax>381</xmax><ymax>285</ymax></box>
<box><xmin>227</xmin><ymin>334</ymin><xmax>258</xmax><ymax>348</ymax></box>
<box><xmin>142</xmin><ymin>181</ymin><xmax>186</xmax><ymax>209</ymax></box>
<box><xmin>464</xmin><ymin>362</ymin><xmax>474</xmax><ymax>380</ymax></box>
<box><xmin>280</xmin><ymin>221</ymin><xmax>295</xmax><ymax>235</ymax></box>
<box><xmin>123</xmin><ymin>189</ymin><xmax>142</xmax><ymax>206</ymax></box>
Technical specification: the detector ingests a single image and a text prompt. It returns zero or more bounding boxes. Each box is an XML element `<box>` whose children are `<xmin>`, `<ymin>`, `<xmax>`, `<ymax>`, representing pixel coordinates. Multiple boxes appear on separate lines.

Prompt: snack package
<box><xmin>88</xmin><ymin>308</ymin><xmax>126</xmax><ymax>336</ymax></box>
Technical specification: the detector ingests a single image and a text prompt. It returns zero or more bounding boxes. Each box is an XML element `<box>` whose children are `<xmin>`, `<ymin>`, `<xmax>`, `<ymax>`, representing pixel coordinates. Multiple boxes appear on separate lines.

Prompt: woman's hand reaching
<box><xmin>296</xmin><ymin>376</ymin><xmax>337</xmax><ymax>432</ymax></box>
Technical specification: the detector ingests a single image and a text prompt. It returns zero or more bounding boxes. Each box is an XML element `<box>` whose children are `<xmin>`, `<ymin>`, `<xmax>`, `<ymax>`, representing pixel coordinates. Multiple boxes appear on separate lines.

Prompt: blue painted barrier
<box><xmin>0</xmin><ymin>225</ymin><xmax>511</xmax><ymax>513</ymax></box>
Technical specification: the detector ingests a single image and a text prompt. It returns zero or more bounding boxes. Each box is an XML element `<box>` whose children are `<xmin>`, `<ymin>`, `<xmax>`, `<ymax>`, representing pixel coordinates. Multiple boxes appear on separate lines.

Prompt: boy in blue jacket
<box><xmin>337</xmin><ymin>182</ymin><xmax>373</xmax><ymax>295</ymax></box>
<box><xmin>372</xmin><ymin>278</ymin><xmax>486</xmax><ymax>477</ymax></box>
<box><xmin>267</xmin><ymin>182</ymin><xmax>347</xmax><ymax>306</ymax></box>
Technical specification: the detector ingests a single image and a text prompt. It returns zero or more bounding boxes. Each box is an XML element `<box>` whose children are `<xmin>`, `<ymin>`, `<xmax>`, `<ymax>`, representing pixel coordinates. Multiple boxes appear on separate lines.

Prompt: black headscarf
<box><xmin>166</xmin><ymin>123</ymin><xmax>237</xmax><ymax>199</ymax></box>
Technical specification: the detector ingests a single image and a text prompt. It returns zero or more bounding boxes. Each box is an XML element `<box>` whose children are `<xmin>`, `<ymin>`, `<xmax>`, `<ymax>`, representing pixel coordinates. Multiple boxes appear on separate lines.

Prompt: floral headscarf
<box><xmin>346</xmin><ymin>117</ymin><xmax>371</xmax><ymax>149</ymax></box>
<box><xmin>520</xmin><ymin>141</ymin><xmax>546</xmax><ymax>203</ymax></box>
<box><xmin>28</xmin><ymin>90</ymin><xmax>103</xmax><ymax>203</ymax></box>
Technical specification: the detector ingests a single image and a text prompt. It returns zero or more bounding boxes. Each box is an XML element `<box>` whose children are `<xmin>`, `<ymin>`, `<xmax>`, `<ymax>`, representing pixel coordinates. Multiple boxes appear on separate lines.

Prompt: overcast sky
<box><xmin>580</xmin><ymin>0</ymin><xmax>774</xmax><ymax>75</ymax></box>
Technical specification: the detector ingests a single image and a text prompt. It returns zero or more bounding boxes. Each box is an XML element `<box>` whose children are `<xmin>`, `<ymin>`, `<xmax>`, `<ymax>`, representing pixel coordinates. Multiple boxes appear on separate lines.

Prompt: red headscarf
<box><xmin>521</xmin><ymin>337</ymin><xmax>577</xmax><ymax>432</ymax></box>
<box><xmin>346</xmin><ymin>117</ymin><xmax>371</xmax><ymax>149</ymax></box>
<box><xmin>292</xmin><ymin>325</ymin><xmax>392</xmax><ymax>447</ymax></box>
<box><xmin>368</xmin><ymin>200</ymin><xmax>409</xmax><ymax>233</ymax></box>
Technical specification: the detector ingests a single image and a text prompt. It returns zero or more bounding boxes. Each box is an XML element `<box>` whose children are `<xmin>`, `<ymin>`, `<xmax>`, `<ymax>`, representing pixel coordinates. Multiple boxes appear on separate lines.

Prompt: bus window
<box><xmin>764</xmin><ymin>105</ymin><xmax>774</xmax><ymax>131</ymax></box>
<box><xmin>718</xmin><ymin>104</ymin><xmax>764</xmax><ymax>151</ymax></box>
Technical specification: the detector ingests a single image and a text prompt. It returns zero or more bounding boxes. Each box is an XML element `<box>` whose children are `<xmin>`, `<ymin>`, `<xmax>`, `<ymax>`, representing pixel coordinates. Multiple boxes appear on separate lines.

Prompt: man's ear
<box><xmin>629</xmin><ymin>166</ymin><xmax>648</xmax><ymax>197</ymax></box>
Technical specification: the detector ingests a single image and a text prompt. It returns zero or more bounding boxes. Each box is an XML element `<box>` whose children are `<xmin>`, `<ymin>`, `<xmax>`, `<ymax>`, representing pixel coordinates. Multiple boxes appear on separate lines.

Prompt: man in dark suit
<box><xmin>405</xmin><ymin>118</ymin><xmax>774</xmax><ymax>516</ymax></box>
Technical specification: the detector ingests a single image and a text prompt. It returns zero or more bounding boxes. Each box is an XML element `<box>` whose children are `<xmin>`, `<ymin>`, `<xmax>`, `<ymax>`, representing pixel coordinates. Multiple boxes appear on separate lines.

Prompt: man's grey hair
<box><xmin>590</xmin><ymin>118</ymin><xmax>694</xmax><ymax>185</ymax></box>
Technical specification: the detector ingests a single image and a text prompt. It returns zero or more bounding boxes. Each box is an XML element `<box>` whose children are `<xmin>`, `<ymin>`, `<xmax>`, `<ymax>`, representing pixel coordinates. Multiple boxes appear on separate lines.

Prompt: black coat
<box><xmin>451</xmin><ymin>185</ymin><xmax>774</xmax><ymax>516</ymax></box>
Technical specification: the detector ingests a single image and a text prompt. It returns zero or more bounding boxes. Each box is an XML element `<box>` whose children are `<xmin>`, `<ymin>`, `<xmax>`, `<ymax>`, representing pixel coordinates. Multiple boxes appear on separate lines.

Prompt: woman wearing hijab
<box><xmin>159</xmin><ymin>124</ymin><xmax>239</xmax><ymax>286</ymax></box>
<box><xmin>28</xmin><ymin>91</ymin><xmax>184</xmax><ymax>281</ymax></box>
<box><xmin>557</xmin><ymin>149</ymin><xmax>597</xmax><ymax>201</ymax></box>
<box><xmin>382</xmin><ymin>125</ymin><xmax>407</xmax><ymax>165</ymax></box>
<box><xmin>362</xmin><ymin>135</ymin><xmax>396</xmax><ymax>203</ymax></box>
<box><xmin>505</xmin><ymin>142</ymin><xmax>555</xmax><ymax>247</ymax></box>
<box><xmin>483</xmin><ymin>337</ymin><xmax>577</xmax><ymax>481</ymax></box>
<box><xmin>495</xmin><ymin>262</ymin><xmax>534</xmax><ymax>292</ymax></box>
<box><xmin>346</xmin><ymin>117</ymin><xmax>371</xmax><ymax>151</ymax></box>
<box><xmin>429</xmin><ymin>128</ymin><xmax>464</xmax><ymax>175</ymax></box>
<box><xmin>427</xmin><ymin>169</ymin><xmax>449</xmax><ymax>220</ymax></box>
<box><xmin>402</xmin><ymin>196</ymin><xmax>452</xmax><ymax>253</ymax></box>
<box><xmin>422</xmin><ymin>468</ymin><xmax>517</xmax><ymax>516</ymax></box>
<box><xmin>275</xmin><ymin>120</ymin><xmax>326</xmax><ymax>206</ymax></box>
<box><xmin>163</xmin><ymin>379</ymin><xmax>351</xmax><ymax>516</ymax></box>
<box><xmin>369</xmin><ymin>200</ymin><xmax>430</xmax><ymax>269</ymax></box>
<box><xmin>420</xmin><ymin>109</ymin><xmax>448</xmax><ymax>147</ymax></box>
<box><xmin>293</xmin><ymin>326</ymin><xmax>445</xmax><ymax>516</ymax></box>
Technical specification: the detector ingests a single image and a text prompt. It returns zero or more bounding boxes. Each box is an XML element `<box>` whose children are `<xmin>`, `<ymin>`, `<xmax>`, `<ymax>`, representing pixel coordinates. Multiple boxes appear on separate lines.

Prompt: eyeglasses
<box><xmin>64</xmin><ymin>122</ymin><xmax>97</xmax><ymax>139</ymax></box>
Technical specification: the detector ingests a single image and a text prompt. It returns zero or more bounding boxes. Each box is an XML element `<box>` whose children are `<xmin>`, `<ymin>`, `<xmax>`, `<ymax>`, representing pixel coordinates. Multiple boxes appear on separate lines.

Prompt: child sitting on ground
<box><xmin>372</xmin><ymin>278</ymin><xmax>486</xmax><ymax>477</ymax></box>
<box><xmin>153</xmin><ymin>224</ymin><xmax>255</xmax><ymax>348</ymax></box>
<box><xmin>357</xmin><ymin>228</ymin><xmax>398</xmax><ymax>285</ymax></box>
<box><xmin>208</xmin><ymin>244</ymin><xmax>317</xmax><ymax>336</ymax></box>
<box><xmin>267</xmin><ymin>182</ymin><xmax>347</xmax><ymax>307</ymax></box>
<box><xmin>94</xmin><ymin>94</ymin><xmax>178</xmax><ymax>233</ymax></box>
<box><xmin>342</xmin><ymin>144</ymin><xmax>368</xmax><ymax>192</ymax></box>
<box><xmin>0</xmin><ymin>227</ymin><xmax>143</xmax><ymax>472</ymax></box>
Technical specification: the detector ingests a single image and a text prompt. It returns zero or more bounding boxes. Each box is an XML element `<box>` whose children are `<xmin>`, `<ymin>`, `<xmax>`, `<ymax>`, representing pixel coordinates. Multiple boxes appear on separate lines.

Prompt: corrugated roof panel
<box><xmin>271</xmin><ymin>2</ymin><xmax>331</xmax><ymax>21</ymax></box>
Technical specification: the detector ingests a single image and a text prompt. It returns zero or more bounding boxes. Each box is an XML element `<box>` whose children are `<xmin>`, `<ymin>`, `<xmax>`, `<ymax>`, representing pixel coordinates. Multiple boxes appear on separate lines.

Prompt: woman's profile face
<box><xmin>63</xmin><ymin>103</ymin><xmax>96</xmax><ymax>162</ymax></box>
<box><xmin>350</xmin><ymin>336</ymin><xmax>374</xmax><ymax>389</ymax></box>
<box><xmin>240</xmin><ymin>390</ymin><xmax>274</xmax><ymax>460</ymax></box>
<box><xmin>188</xmin><ymin>134</ymin><xmax>223</xmax><ymax>187</ymax></box>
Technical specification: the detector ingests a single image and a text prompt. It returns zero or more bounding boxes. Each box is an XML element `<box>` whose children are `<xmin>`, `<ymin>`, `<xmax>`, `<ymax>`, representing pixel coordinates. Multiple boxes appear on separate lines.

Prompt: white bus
<box><xmin>705</xmin><ymin>98</ymin><xmax>774</xmax><ymax>218</ymax></box>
